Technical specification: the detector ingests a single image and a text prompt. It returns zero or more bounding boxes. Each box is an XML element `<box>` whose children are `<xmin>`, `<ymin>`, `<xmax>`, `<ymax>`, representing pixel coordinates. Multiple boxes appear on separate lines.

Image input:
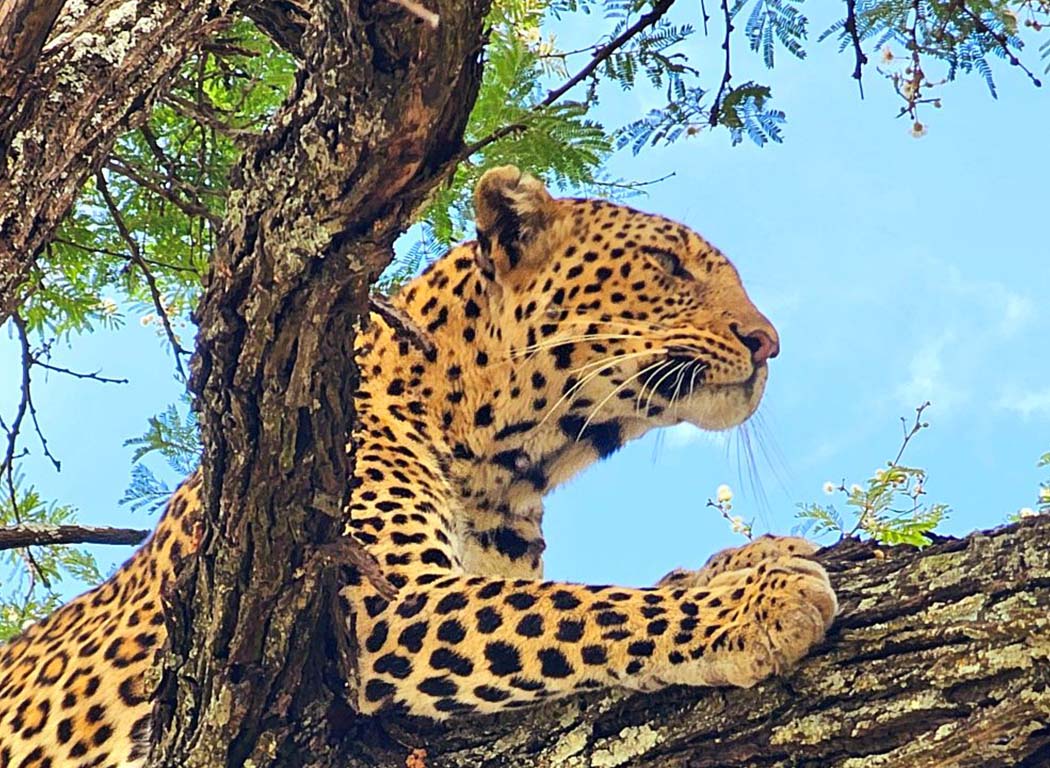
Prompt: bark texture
<box><xmin>150</xmin><ymin>1</ymin><xmax>489</xmax><ymax>765</ymax></box>
<box><xmin>326</xmin><ymin>517</ymin><xmax>1050</xmax><ymax>768</ymax></box>
<box><xmin>0</xmin><ymin>0</ymin><xmax>229</xmax><ymax>323</ymax></box>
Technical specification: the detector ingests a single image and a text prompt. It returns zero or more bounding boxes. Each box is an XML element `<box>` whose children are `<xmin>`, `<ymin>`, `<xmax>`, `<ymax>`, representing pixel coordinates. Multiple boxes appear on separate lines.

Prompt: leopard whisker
<box><xmin>536</xmin><ymin>349</ymin><xmax>667</xmax><ymax>429</ymax></box>
<box><xmin>635</xmin><ymin>360</ymin><xmax>675</xmax><ymax>414</ymax></box>
<box><xmin>687</xmin><ymin>360</ymin><xmax>707</xmax><ymax>399</ymax></box>
<box><xmin>644</xmin><ymin>361</ymin><xmax>688</xmax><ymax>416</ymax></box>
<box><xmin>577</xmin><ymin>359</ymin><xmax>669</xmax><ymax>439</ymax></box>
<box><xmin>670</xmin><ymin>361</ymin><xmax>691</xmax><ymax>419</ymax></box>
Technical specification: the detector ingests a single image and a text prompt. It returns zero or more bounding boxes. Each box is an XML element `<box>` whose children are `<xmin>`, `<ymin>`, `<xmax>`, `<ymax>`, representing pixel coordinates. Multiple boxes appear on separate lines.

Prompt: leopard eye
<box><xmin>646</xmin><ymin>247</ymin><xmax>692</xmax><ymax>279</ymax></box>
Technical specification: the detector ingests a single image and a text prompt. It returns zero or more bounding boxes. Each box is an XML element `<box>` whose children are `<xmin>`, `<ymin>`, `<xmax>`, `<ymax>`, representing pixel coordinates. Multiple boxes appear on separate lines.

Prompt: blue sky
<box><xmin>2</xmin><ymin>7</ymin><xmax>1048</xmax><ymax>598</ymax></box>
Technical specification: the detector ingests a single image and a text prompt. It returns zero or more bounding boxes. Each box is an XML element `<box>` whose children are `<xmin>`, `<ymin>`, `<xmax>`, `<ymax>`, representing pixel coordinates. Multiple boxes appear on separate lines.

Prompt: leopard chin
<box><xmin>676</xmin><ymin>364</ymin><xmax>768</xmax><ymax>432</ymax></box>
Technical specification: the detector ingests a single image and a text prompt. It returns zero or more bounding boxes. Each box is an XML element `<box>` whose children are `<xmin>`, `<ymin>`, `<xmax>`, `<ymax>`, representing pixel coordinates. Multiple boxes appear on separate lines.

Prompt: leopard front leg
<box><xmin>344</xmin><ymin>558</ymin><xmax>836</xmax><ymax>718</ymax></box>
<box><xmin>655</xmin><ymin>534</ymin><xmax>837</xmax><ymax>687</ymax></box>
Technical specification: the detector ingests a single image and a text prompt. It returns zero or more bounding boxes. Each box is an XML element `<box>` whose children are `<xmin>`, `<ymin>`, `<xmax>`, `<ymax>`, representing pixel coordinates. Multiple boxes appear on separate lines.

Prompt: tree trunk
<box><xmin>149</xmin><ymin>0</ymin><xmax>489</xmax><ymax>765</ymax></box>
<box><xmin>322</xmin><ymin>517</ymin><xmax>1050</xmax><ymax>767</ymax></box>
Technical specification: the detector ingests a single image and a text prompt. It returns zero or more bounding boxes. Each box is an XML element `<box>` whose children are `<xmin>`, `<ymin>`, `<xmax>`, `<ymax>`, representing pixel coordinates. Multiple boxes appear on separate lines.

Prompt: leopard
<box><xmin>0</xmin><ymin>166</ymin><xmax>837</xmax><ymax>765</ymax></box>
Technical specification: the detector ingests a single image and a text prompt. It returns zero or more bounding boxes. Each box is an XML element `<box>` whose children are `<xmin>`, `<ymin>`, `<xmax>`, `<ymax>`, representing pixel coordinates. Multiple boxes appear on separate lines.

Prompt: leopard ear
<box><xmin>473</xmin><ymin>166</ymin><xmax>554</xmax><ymax>277</ymax></box>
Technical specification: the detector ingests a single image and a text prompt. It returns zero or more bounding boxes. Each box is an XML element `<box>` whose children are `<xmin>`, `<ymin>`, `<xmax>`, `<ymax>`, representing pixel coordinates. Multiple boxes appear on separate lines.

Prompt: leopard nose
<box><xmin>732</xmin><ymin>324</ymin><xmax>780</xmax><ymax>365</ymax></box>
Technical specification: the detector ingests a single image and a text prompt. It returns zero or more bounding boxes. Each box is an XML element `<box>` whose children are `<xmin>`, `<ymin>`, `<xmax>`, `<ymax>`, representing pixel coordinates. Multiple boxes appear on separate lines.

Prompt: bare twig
<box><xmin>958</xmin><ymin>2</ymin><xmax>1042</xmax><ymax>87</ymax></box>
<box><xmin>464</xmin><ymin>0</ymin><xmax>676</xmax><ymax>158</ymax></box>
<box><xmin>591</xmin><ymin>171</ymin><xmax>677</xmax><ymax>192</ymax></box>
<box><xmin>35</xmin><ymin>360</ymin><xmax>129</xmax><ymax>384</ymax></box>
<box><xmin>309</xmin><ymin>538</ymin><xmax>398</xmax><ymax>601</ymax></box>
<box><xmin>1</xmin><ymin>314</ymin><xmax>32</xmax><ymax>483</ymax></box>
<box><xmin>845</xmin><ymin>0</ymin><xmax>868</xmax><ymax>97</ymax></box>
<box><xmin>106</xmin><ymin>157</ymin><xmax>222</xmax><ymax>228</ymax></box>
<box><xmin>893</xmin><ymin>400</ymin><xmax>931</xmax><ymax>467</ymax></box>
<box><xmin>160</xmin><ymin>92</ymin><xmax>258</xmax><ymax>141</ymax></box>
<box><xmin>369</xmin><ymin>294</ymin><xmax>436</xmax><ymax>358</ymax></box>
<box><xmin>0</xmin><ymin>524</ymin><xmax>151</xmax><ymax>551</ymax></box>
<box><xmin>95</xmin><ymin>171</ymin><xmax>190</xmax><ymax>380</ymax></box>
<box><xmin>9</xmin><ymin>313</ymin><xmax>59</xmax><ymax>472</ymax></box>
<box><xmin>387</xmin><ymin>0</ymin><xmax>440</xmax><ymax>28</ymax></box>
<box><xmin>53</xmin><ymin>237</ymin><xmax>201</xmax><ymax>275</ymax></box>
<box><xmin>709</xmin><ymin>0</ymin><xmax>734</xmax><ymax>127</ymax></box>
<box><xmin>2</xmin><ymin>313</ymin><xmax>50</xmax><ymax>586</ymax></box>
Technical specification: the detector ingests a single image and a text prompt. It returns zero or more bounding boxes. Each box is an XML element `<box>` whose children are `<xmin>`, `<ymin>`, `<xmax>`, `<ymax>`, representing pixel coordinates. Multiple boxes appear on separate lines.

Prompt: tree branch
<box><xmin>151</xmin><ymin>0</ymin><xmax>491</xmax><ymax>763</ymax></box>
<box><xmin>0</xmin><ymin>524</ymin><xmax>151</xmax><ymax>550</ymax></box>
<box><xmin>709</xmin><ymin>0</ymin><xmax>733</xmax><ymax>127</ymax></box>
<box><xmin>0</xmin><ymin>0</ymin><xmax>65</xmax><ymax>106</ymax></box>
<box><xmin>96</xmin><ymin>171</ymin><xmax>191</xmax><ymax>379</ymax></box>
<box><xmin>958</xmin><ymin>2</ymin><xmax>1042</xmax><ymax>87</ymax></box>
<box><xmin>0</xmin><ymin>0</ymin><xmax>228</xmax><ymax>325</ymax></box>
<box><xmin>464</xmin><ymin>0</ymin><xmax>675</xmax><ymax>158</ymax></box>
<box><xmin>327</xmin><ymin>518</ymin><xmax>1050</xmax><ymax>766</ymax></box>
<box><xmin>844</xmin><ymin>0</ymin><xmax>867</xmax><ymax>97</ymax></box>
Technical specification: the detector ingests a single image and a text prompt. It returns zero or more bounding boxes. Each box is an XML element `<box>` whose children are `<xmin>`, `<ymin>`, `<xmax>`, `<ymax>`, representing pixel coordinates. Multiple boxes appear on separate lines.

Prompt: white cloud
<box><xmin>895</xmin><ymin>332</ymin><xmax>967</xmax><ymax>414</ymax></box>
<box><xmin>998</xmin><ymin>388</ymin><xmax>1050</xmax><ymax>420</ymax></box>
<box><xmin>1000</xmin><ymin>294</ymin><xmax>1036</xmax><ymax>337</ymax></box>
<box><xmin>885</xmin><ymin>259</ymin><xmax>1040</xmax><ymax>418</ymax></box>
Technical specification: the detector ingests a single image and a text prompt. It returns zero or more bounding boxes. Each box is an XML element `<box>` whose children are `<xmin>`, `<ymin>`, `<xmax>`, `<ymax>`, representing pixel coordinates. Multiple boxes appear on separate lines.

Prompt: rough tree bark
<box><xmin>0</xmin><ymin>0</ymin><xmax>239</xmax><ymax>323</ymax></box>
<box><xmin>149</xmin><ymin>1</ymin><xmax>490</xmax><ymax>765</ymax></box>
<box><xmin>307</xmin><ymin>517</ymin><xmax>1050</xmax><ymax>767</ymax></box>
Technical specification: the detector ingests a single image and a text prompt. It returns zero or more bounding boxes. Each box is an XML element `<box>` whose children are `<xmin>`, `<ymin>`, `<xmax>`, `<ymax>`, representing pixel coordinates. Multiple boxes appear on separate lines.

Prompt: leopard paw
<box><xmin>658</xmin><ymin>534</ymin><xmax>821</xmax><ymax>589</ymax></box>
<box><xmin>699</xmin><ymin>554</ymin><xmax>837</xmax><ymax>688</ymax></box>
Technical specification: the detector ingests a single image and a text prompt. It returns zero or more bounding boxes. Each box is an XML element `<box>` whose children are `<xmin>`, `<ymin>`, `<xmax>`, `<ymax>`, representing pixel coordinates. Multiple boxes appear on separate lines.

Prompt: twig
<box><xmin>10</xmin><ymin>313</ymin><xmax>59</xmax><ymax>471</ymax></box>
<box><xmin>309</xmin><ymin>538</ymin><xmax>398</xmax><ymax>601</ymax></box>
<box><xmin>369</xmin><ymin>294</ymin><xmax>436</xmax><ymax>358</ymax></box>
<box><xmin>160</xmin><ymin>92</ymin><xmax>258</xmax><ymax>141</ymax></box>
<box><xmin>591</xmin><ymin>171</ymin><xmax>676</xmax><ymax>191</ymax></box>
<box><xmin>463</xmin><ymin>0</ymin><xmax>676</xmax><ymax>158</ymax></box>
<box><xmin>106</xmin><ymin>157</ymin><xmax>222</xmax><ymax>228</ymax></box>
<box><xmin>387</xmin><ymin>0</ymin><xmax>440</xmax><ymax>28</ymax></box>
<box><xmin>2</xmin><ymin>314</ymin><xmax>50</xmax><ymax>586</ymax></box>
<box><xmin>893</xmin><ymin>400</ymin><xmax>931</xmax><ymax>467</ymax></box>
<box><xmin>958</xmin><ymin>2</ymin><xmax>1042</xmax><ymax>87</ymax></box>
<box><xmin>95</xmin><ymin>171</ymin><xmax>190</xmax><ymax>380</ymax></box>
<box><xmin>709</xmin><ymin>0</ymin><xmax>734</xmax><ymax>127</ymax></box>
<box><xmin>0</xmin><ymin>524</ymin><xmax>151</xmax><ymax>551</ymax></box>
<box><xmin>2</xmin><ymin>313</ymin><xmax>32</xmax><ymax>483</ymax></box>
<box><xmin>53</xmin><ymin>237</ymin><xmax>201</xmax><ymax>275</ymax></box>
<box><xmin>35</xmin><ymin>360</ymin><xmax>128</xmax><ymax>384</ymax></box>
<box><xmin>844</xmin><ymin>0</ymin><xmax>868</xmax><ymax>97</ymax></box>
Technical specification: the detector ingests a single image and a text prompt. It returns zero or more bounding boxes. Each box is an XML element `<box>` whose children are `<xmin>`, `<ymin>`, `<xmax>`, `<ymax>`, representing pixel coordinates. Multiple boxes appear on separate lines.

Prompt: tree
<box><xmin>0</xmin><ymin>0</ymin><xmax>1047</xmax><ymax>764</ymax></box>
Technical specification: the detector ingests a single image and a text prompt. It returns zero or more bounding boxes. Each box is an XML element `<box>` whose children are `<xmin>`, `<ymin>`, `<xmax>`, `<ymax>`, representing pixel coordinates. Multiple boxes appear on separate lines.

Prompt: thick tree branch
<box><xmin>0</xmin><ymin>524</ymin><xmax>150</xmax><ymax>550</ymax></box>
<box><xmin>324</xmin><ymin>518</ymin><xmax>1050</xmax><ymax>767</ymax></box>
<box><xmin>0</xmin><ymin>0</ymin><xmax>65</xmax><ymax>106</ymax></box>
<box><xmin>0</xmin><ymin>0</ymin><xmax>230</xmax><ymax>325</ymax></box>
<box><xmin>233</xmin><ymin>0</ymin><xmax>309</xmax><ymax>58</ymax></box>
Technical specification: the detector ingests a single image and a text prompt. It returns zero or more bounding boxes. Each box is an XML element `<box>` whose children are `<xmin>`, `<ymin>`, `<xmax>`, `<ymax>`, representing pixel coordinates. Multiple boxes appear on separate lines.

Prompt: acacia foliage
<box><xmin>0</xmin><ymin>0</ymin><xmax>1046</xmax><ymax>637</ymax></box>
